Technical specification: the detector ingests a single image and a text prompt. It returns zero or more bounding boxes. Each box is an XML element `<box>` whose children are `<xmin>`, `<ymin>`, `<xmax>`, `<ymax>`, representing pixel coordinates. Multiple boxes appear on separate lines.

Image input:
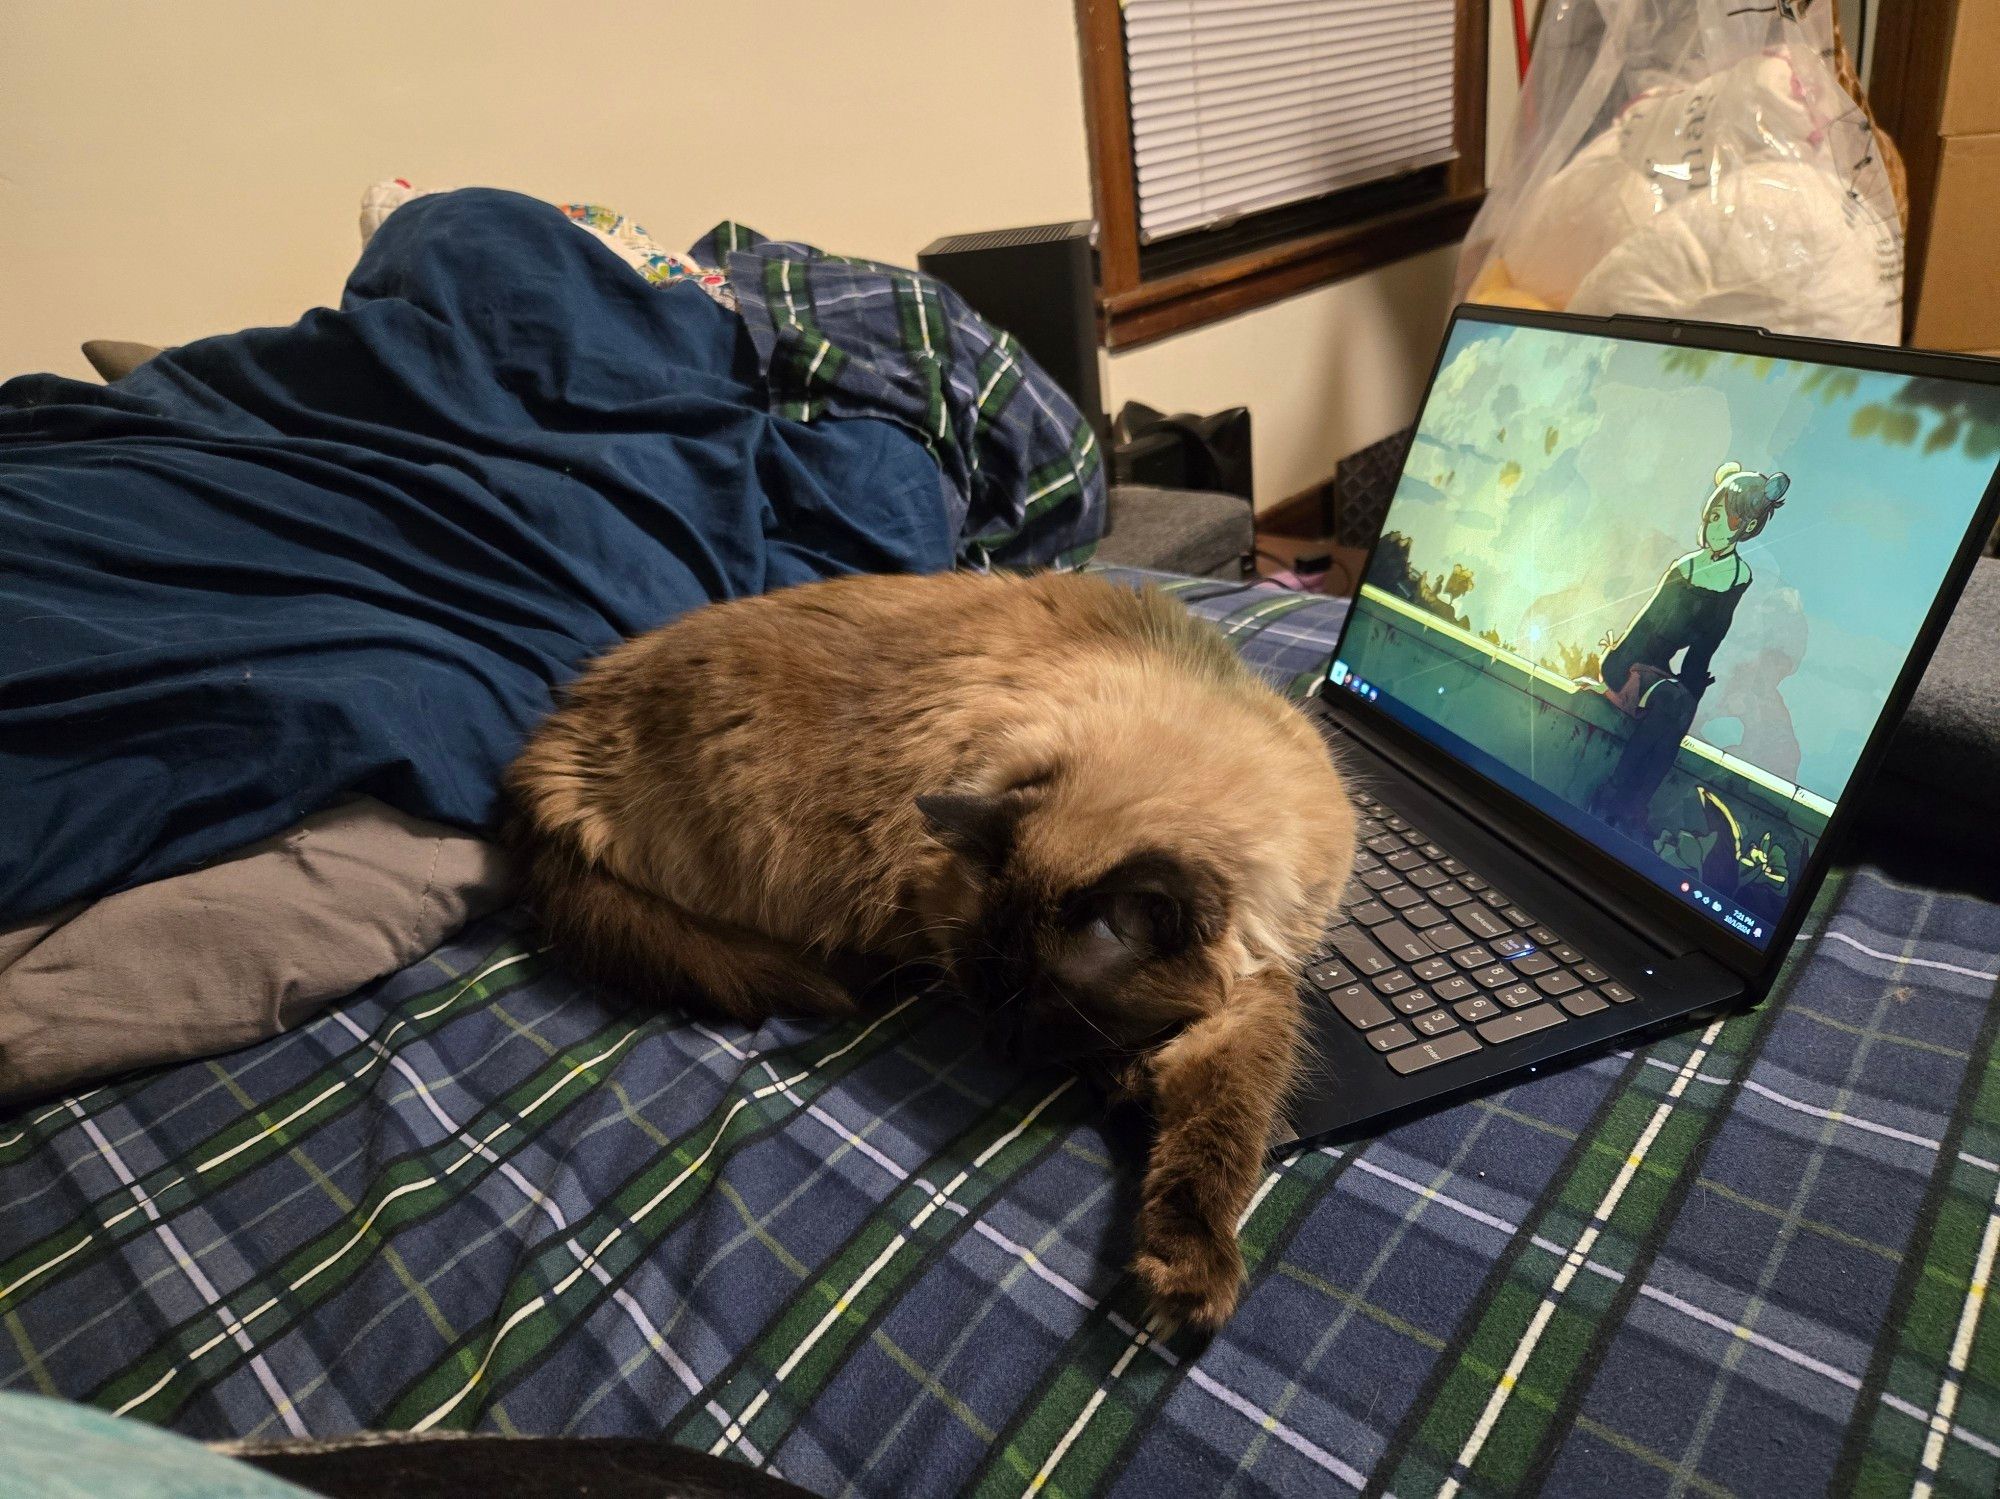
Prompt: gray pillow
<box><xmin>0</xmin><ymin>798</ymin><xmax>510</xmax><ymax>1104</ymax></box>
<box><xmin>1878</xmin><ymin>556</ymin><xmax>2000</xmax><ymax>851</ymax></box>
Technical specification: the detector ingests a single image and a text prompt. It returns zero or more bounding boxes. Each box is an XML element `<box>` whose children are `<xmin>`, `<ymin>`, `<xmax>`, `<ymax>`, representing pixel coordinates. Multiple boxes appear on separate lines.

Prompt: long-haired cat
<box><xmin>505</xmin><ymin>569</ymin><xmax>1355</xmax><ymax>1327</ymax></box>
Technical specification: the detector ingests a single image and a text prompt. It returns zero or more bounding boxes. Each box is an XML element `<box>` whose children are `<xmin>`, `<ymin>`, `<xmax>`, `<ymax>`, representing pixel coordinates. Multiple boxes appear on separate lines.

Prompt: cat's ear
<box><xmin>917</xmin><ymin>791</ymin><xmax>1026</xmax><ymax>866</ymax></box>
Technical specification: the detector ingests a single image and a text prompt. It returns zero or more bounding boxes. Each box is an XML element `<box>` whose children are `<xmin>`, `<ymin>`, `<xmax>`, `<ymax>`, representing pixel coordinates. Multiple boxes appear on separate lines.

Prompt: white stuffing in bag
<box><xmin>1460</xmin><ymin>0</ymin><xmax>1902</xmax><ymax>342</ymax></box>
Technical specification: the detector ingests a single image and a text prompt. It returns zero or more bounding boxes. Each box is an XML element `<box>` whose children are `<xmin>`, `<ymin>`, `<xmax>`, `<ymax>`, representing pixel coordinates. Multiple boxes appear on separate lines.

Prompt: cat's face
<box><xmin>918</xmin><ymin>789</ymin><xmax>1230</xmax><ymax>1064</ymax></box>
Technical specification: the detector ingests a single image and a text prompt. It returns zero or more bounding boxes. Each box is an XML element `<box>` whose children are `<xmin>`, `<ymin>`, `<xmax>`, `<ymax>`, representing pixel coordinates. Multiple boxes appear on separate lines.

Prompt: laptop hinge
<box><xmin>1316</xmin><ymin>697</ymin><xmax>1697</xmax><ymax>959</ymax></box>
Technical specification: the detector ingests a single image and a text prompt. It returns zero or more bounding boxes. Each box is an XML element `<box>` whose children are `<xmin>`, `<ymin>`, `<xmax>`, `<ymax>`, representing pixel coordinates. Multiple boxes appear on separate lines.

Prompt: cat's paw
<box><xmin>1131</xmin><ymin>1202</ymin><xmax>1244</xmax><ymax>1332</ymax></box>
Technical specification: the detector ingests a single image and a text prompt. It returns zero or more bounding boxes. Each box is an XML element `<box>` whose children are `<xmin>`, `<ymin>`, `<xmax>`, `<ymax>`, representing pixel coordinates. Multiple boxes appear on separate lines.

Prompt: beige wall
<box><xmin>4</xmin><ymin>0</ymin><xmax>1521</xmax><ymax>512</ymax></box>
<box><xmin>1105</xmin><ymin>0</ymin><xmax>1532</xmax><ymax>509</ymax></box>
<box><xmin>0</xmin><ymin>0</ymin><xmax>1094</xmax><ymax>382</ymax></box>
<box><xmin>1104</xmin><ymin>246</ymin><xmax>1459</xmax><ymax>508</ymax></box>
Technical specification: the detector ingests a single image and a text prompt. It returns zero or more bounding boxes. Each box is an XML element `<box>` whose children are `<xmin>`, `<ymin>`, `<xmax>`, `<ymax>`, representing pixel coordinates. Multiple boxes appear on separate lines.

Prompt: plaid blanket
<box><xmin>691</xmin><ymin>223</ymin><xmax>1104</xmax><ymax>571</ymax></box>
<box><xmin>3</xmin><ymin>570</ymin><xmax>1996</xmax><ymax>1497</ymax></box>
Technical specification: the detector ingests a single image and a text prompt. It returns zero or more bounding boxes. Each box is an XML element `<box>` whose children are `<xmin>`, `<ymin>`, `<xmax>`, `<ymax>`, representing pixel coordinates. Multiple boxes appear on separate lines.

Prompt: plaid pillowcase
<box><xmin>693</xmin><ymin>222</ymin><xmax>1104</xmax><ymax>571</ymax></box>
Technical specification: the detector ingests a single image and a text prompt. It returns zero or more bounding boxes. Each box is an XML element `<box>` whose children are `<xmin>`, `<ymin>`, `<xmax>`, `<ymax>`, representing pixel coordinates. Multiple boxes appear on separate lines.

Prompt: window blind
<box><xmin>1125</xmin><ymin>0</ymin><xmax>1460</xmax><ymax>243</ymax></box>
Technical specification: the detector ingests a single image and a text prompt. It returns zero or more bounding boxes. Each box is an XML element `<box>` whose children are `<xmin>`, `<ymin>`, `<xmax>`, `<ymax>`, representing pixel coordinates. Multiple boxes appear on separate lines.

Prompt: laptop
<box><xmin>1280</xmin><ymin>306</ymin><xmax>2000</xmax><ymax>1147</ymax></box>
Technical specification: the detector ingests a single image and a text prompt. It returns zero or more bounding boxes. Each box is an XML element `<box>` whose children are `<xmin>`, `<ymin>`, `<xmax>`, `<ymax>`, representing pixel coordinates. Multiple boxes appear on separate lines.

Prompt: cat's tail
<box><xmin>507</xmin><ymin>813</ymin><xmax>856</xmax><ymax>1026</ymax></box>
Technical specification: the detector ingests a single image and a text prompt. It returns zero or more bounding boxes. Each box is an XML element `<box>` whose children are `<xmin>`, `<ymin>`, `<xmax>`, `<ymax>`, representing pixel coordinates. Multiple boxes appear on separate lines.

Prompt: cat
<box><xmin>505</xmin><ymin>569</ymin><xmax>1356</xmax><ymax>1327</ymax></box>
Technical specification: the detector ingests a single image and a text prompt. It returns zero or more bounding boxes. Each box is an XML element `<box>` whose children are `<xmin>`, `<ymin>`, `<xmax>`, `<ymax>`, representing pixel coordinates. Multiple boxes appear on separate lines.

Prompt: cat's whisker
<box><xmin>1049</xmin><ymin>979</ymin><xmax>1121</xmax><ymax>1051</ymax></box>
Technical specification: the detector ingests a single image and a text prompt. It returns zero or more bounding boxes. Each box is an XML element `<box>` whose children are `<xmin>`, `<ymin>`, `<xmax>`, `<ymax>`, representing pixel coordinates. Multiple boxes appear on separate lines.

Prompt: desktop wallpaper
<box><xmin>1335</xmin><ymin>319</ymin><xmax>2000</xmax><ymax>936</ymax></box>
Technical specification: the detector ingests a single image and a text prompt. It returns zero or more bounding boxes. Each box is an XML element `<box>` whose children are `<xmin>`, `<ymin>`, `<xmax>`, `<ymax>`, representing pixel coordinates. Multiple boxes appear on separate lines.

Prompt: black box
<box><xmin>918</xmin><ymin>222</ymin><xmax>1104</xmax><ymax>443</ymax></box>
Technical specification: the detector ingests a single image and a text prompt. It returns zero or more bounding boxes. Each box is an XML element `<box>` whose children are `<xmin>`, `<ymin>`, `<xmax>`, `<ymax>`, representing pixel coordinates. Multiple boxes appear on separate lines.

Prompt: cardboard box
<box><xmin>1898</xmin><ymin>1</ymin><xmax>2000</xmax><ymax>346</ymax></box>
<box><xmin>1941</xmin><ymin>0</ymin><xmax>2000</xmax><ymax>137</ymax></box>
<box><xmin>1909</xmin><ymin>131</ymin><xmax>2000</xmax><ymax>352</ymax></box>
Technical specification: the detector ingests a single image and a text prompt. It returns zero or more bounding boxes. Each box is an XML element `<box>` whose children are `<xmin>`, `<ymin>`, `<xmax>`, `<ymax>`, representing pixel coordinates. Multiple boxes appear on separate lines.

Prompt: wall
<box><xmin>1104</xmin><ymin>0</ymin><xmax>1533</xmax><ymax>510</ymax></box>
<box><xmin>1104</xmin><ymin>247</ymin><xmax>1460</xmax><ymax>509</ymax></box>
<box><xmin>3</xmin><ymin>0</ymin><xmax>1523</xmax><ymax>511</ymax></box>
<box><xmin>0</xmin><ymin>0</ymin><xmax>1094</xmax><ymax>382</ymax></box>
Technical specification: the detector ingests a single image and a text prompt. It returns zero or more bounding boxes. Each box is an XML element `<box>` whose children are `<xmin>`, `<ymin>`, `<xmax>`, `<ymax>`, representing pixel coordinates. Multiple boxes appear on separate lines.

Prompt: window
<box><xmin>1078</xmin><ymin>0</ymin><xmax>1488</xmax><ymax>348</ymax></box>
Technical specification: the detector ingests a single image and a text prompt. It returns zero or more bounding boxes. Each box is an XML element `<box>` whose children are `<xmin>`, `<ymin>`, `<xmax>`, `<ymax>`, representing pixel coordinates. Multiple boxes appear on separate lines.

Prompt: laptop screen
<box><xmin>1326</xmin><ymin>315</ymin><xmax>2000</xmax><ymax>951</ymax></box>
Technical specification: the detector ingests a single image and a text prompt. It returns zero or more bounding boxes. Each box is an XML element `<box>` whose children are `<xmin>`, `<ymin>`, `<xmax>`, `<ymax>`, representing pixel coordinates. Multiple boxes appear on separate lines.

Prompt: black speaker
<box><xmin>917</xmin><ymin>221</ymin><xmax>1104</xmax><ymax>443</ymax></box>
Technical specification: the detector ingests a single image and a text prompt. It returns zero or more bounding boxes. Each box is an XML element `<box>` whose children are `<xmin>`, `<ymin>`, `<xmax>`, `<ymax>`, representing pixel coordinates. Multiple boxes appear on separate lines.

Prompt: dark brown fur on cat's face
<box><xmin>505</xmin><ymin>569</ymin><xmax>1355</xmax><ymax>1330</ymax></box>
<box><xmin>919</xmin><ymin>789</ymin><xmax>1227</xmax><ymax>1064</ymax></box>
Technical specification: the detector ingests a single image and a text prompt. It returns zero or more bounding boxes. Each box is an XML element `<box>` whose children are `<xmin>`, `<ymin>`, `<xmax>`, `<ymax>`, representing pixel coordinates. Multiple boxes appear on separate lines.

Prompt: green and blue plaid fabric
<box><xmin>3</xmin><ymin>570</ymin><xmax>1996</xmax><ymax>1496</ymax></box>
<box><xmin>690</xmin><ymin>223</ymin><xmax>1104</xmax><ymax>572</ymax></box>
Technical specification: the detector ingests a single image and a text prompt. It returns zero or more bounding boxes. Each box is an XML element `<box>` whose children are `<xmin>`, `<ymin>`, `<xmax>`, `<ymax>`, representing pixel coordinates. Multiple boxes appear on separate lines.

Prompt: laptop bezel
<box><xmin>1315</xmin><ymin>305</ymin><xmax>2000</xmax><ymax>996</ymax></box>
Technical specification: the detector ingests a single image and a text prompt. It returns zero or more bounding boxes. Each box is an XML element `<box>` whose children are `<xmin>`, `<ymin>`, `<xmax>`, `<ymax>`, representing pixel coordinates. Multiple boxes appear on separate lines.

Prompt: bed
<box><xmin>2</xmin><ymin>568</ymin><xmax>1995</xmax><ymax>1497</ymax></box>
<box><xmin>6</xmin><ymin>183</ymin><xmax>2000</xmax><ymax>1498</ymax></box>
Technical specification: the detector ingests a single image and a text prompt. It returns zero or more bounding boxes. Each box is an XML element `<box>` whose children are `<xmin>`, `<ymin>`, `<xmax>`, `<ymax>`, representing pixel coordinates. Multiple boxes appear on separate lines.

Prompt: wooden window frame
<box><xmin>1077</xmin><ymin>0</ymin><xmax>1489</xmax><ymax>350</ymax></box>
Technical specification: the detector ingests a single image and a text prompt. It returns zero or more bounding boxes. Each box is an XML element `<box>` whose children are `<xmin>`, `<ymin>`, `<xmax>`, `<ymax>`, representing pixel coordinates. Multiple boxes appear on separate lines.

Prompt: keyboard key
<box><xmin>1327</xmin><ymin>984</ymin><xmax>1394</xmax><ymax>1028</ymax></box>
<box><xmin>1475</xmin><ymin>1005</ymin><xmax>1566</xmax><ymax>1044</ymax></box>
<box><xmin>1330</xmin><ymin>928</ymin><xmax>1395</xmax><ymax>976</ymax></box>
<box><xmin>1431</xmin><ymin>882</ymin><xmax>1473</xmax><ymax>908</ymax></box>
<box><xmin>1479</xmin><ymin>889</ymin><xmax>1511</xmax><ymax>908</ymax></box>
<box><xmin>1419</xmin><ymin>843</ymin><xmax>1447</xmax><ymax>860</ymax></box>
<box><xmin>1402</xmin><ymin>903</ymin><xmax>1446</xmax><ymax>930</ymax></box>
<box><xmin>1576</xmin><ymin>963</ymin><xmax>1609</xmax><ymax>984</ymax></box>
<box><xmin>1461</xmin><ymin>873</ymin><xmax>1488</xmax><ymax>890</ymax></box>
<box><xmin>1383</xmin><ymin>887</ymin><xmax>1425</xmax><ymax>910</ymax></box>
<box><xmin>1535</xmin><ymin>971</ymin><xmax>1583</xmax><ymax>997</ymax></box>
<box><xmin>1453</xmin><ymin>996</ymin><xmax>1502</xmax><ymax>1023</ymax></box>
<box><xmin>1424</xmin><ymin>923</ymin><xmax>1475</xmax><ymax>952</ymax></box>
<box><xmin>1512</xmin><ymin>951</ymin><xmax>1557</xmax><ymax>976</ymax></box>
<box><xmin>1402</xmin><ymin>830</ymin><xmax>1429</xmax><ymax>847</ymax></box>
<box><xmin>1393</xmin><ymin>988</ymin><xmax>1436</xmax><ymax>1015</ymax></box>
<box><xmin>1551</xmin><ymin>944</ymin><xmax>1585</xmax><ymax>965</ymax></box>
<box><xmin>1600</xmin><ymin>982</ymin><xmax>1636</xmax><ymax>1003</ymax></box>
<box><xmin>1306</xmin><ymin>959</ymin><xmax>1356</xmax><ymax>989</ymax></box>
<box><xmin>1387</xmin><ymin>849</ymin><xmax>1426</xmax><ymax>871</ymax></box>
<box><xmin>1432</xmin><ymin>975</ymin><xmax>1476</xmax><ymax>1002</ymax></box>
<box><xmin>1365</xmin><ymin>833</ymin><xmax>1404</xmax><ymax>855</ymax></box>
<box><xmin>1342</xmin><ymin>880</ymin><xmax>1375</xmax><ymax>908</ymax></box>
<box><xmin>1360</xmin><ymin>867</ymin><xmax>1402</xmax><ymax>891</ymax></box>
<box><xmin>1371</xmin><ymin>969</ymin><xmax>1416</xmax><ymax>995</ymax></box>
<box><xmin>1488</xmin><ymin>932</ymin><xmax>1534</xmax><ymax>957</ymax></box>
<box><xmin>1366</xmin><ymin>1022</ymin><xmax>1416</xmax><ymax>1052</ymax></box>
<box><xmin>1382</xmin><ymin>815</ymin><xmax>1409</xmax><ymax>831</ymax></box>
<box><xmin>1559</xmin><ymin>989</ymin><xmax>1610</xmax><ymax>1016</ymax></box>
<box><xmin>1528</xmin><ymin>926</ymin><xmax>1562</xmax><ymax>946</ymax></box>
<box><xmin>1375</xmin><ymin>921</ymin><xmax>1435</xmax><ymax>964</ymax></box>
<box><xmin>1453</xmin><ymin>945</ymin><xmax>1497</xmax><ymax>969</ymax></box>
<box><xmin>1494</xmin><ymin>983</ymin><xmax>1540</xmax><ymax>1009</ymax></box>
<box><xmin>1503</xmin><ymin>907</ymin><xmax>1535</xmax><ymax>928</ymax></box>
<box><xmin>1411</xmin><ymin>1009</ymin><xmax>1459</xmax><ymax>1036</ymax></box>
<box><xmin>1471</xmin><ymin>964</ymin><xmax>1515</xmax><ymax>989</ymax></box>
<box><xmin>1354</xmin><ymin>791</ymin><xmax>1376</xmax><ymax>807</ymax></box>
<box><xmin>1350</xmin><ymin>901</ymin><xmax>1395</xmax><ymax>926</ymax></box>
<box><xmin>1409</xmin><ymin>867</ymin><xmax>1448</xmax><ymax>890</ymax></box>
<box><xmin>1440</xmin><ymin>857</ymin><xmax>1467</xmax><ymax>876</ymax></box>
<box><xmin>1456</xmin><ymin>906</ymin><xmax>1509</xmax><ymax>942</ymax></box>
<box><xmin>1386</xmin><ymin>1030</ymin><xmax>1482</xmax><ymax>1073</ymax></box>
<box><xmin>1413</xmin><ymin>957</ymin><xmax>1455</xmax><ymax>981</ymax></box>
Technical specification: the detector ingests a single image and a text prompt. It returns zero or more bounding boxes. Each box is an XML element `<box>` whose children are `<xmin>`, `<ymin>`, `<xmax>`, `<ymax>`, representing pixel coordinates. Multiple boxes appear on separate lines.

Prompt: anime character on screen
<box><xmin>1584</xmin><ymin>462</ymin><xmax>1790</xmax><ymax>837</ymax></box>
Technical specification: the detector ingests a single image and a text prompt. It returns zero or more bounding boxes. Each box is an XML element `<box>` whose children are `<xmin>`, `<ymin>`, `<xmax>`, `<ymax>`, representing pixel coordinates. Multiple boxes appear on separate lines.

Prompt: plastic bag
<box><xmin>1457</xmin><ymin>0</ymin><xmax>1905</xmax><ymax>345</ymax></box>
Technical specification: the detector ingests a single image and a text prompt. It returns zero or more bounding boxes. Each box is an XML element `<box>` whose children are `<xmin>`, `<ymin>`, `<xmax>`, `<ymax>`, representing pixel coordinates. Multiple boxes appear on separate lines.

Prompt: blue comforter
<box><xmin>0</xmin><ymin>191</ymin><xmax>974</xmax><ymax>920</ymax></box>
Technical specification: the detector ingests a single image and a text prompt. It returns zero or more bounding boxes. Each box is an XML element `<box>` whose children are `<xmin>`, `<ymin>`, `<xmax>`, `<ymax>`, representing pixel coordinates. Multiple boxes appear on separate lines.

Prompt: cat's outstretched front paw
<box><xmin>1131</xmin><ymin>1195</ymin><xmax>1244</xmax><ymax>1332</ymax></box>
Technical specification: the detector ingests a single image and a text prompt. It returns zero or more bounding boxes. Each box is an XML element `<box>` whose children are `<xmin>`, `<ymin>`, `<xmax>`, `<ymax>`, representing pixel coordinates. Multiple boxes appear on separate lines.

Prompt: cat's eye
<box><xmin>1088</xmin><ymin>890</ymin><xmax>1178</xmax><ymax>953</ymax></box>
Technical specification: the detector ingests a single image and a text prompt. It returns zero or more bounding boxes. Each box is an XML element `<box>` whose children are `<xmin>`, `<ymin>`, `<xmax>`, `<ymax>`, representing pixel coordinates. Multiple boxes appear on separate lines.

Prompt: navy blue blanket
<box><xmin>0</xmin><ymin>191</ymin><xmax>968</xmax><ymax>921</ymax></box>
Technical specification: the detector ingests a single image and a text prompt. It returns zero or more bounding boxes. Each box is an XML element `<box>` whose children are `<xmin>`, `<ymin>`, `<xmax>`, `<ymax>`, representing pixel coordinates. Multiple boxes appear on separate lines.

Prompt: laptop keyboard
<box><xmin>1307</xmin><ymin>791</ymin><xmax>1636</xmax><ymax>1075</ymax></box>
